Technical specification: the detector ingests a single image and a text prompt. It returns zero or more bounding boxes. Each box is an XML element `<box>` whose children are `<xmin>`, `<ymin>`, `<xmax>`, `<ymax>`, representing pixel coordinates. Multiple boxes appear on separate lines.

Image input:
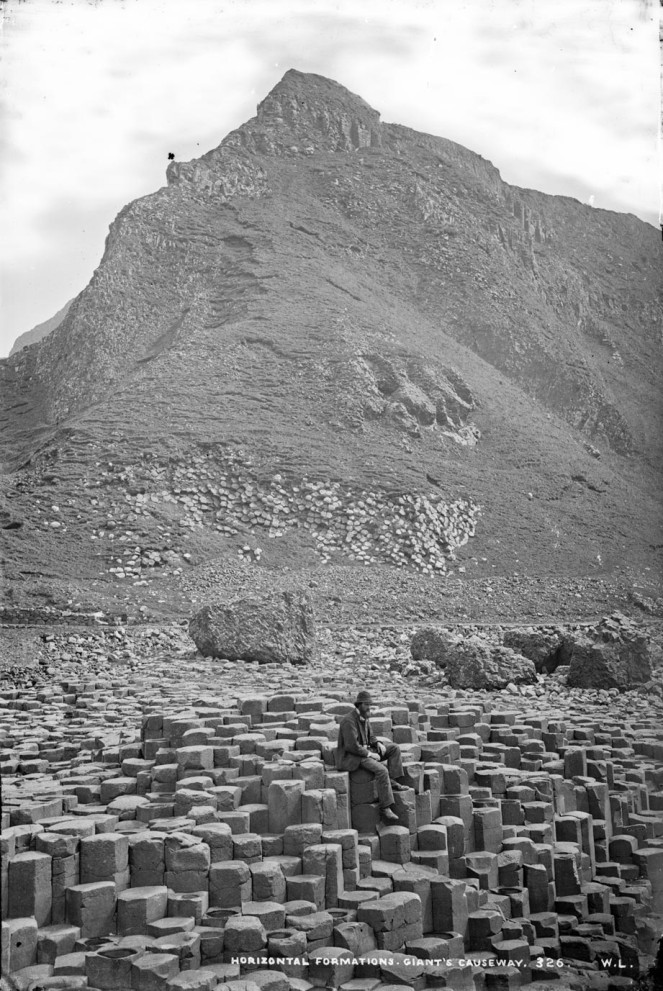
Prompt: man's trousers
<box><xmin>359</xmin><ymin>743</ymin><xmax>404</xmax><ymax>809</ymax></box>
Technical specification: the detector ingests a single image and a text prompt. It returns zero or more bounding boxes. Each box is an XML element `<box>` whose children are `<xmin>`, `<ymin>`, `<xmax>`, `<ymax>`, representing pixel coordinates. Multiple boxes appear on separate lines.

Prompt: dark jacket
<box><xmin>335</xmin><ymin>707</ymin><xmax>377</xmax><ymax>772</ymax></box>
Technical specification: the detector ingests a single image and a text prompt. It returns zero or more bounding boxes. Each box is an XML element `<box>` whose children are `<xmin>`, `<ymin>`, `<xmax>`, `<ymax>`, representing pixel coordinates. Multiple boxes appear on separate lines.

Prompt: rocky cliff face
<box><xmin>8</xmin><ymin>299</ymin><xmax>73</xmax><ymax>357</ymax></box>
<box><xmin>1</xmin><ymin>70</ymin><xmax>661</xmax><ymax>600</ymax></box>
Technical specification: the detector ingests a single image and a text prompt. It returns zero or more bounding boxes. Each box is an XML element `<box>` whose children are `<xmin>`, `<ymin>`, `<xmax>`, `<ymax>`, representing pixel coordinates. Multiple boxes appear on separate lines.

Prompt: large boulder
<box><xmin>502</xmin><ymin>627</ymin><xmax>566</xmax><ymax>673</ymax></box>
<box><xmin>410</xmin><ymin>628</ymin><xmax>456</xmax><ymax>667</ymax></box>
<box><xmin>189</xmin><ymin>590</ymin><xmax>315</xmax><ymax>664</ymax></box>
<box><xmin>446</xmin><ymin>639</ymin><xmax>536</xmax><ymax>690</ymax></box>
<box><xmin>565</xmin><ymin>613</ymin><xmax>652</xmax><ymax>690</ymax></box>
<box><xmin>416</xmin><ymin>632</ymin><xmax>536</xmax><ymax>689</ymax></box>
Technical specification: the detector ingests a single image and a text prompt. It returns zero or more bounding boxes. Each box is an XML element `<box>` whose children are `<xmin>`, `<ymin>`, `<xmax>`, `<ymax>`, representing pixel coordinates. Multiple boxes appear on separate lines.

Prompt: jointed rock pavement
<box><xmin>1</xmin><ymin>621</ymin><xmax>662</xmax><ymax>991</ymax></box>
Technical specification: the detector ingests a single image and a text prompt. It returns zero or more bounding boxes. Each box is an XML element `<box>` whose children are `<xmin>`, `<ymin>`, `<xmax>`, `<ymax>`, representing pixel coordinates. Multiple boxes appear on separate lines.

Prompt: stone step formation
<box><xmin>1</xmin><ymin>657</ymin><xmax>662</xmax><ymax>991</ymax></box>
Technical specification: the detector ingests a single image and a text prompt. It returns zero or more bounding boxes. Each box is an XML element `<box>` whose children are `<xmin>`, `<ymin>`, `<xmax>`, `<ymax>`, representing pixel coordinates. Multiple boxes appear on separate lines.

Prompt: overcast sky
<box><xmin>0</xmin><ymin>0</ymin><xmax>660</xmax><ymax>357</ymax></box>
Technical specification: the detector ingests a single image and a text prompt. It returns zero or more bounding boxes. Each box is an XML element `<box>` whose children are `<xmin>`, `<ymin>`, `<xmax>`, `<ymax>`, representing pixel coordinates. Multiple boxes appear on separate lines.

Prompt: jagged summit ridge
<box><xmin>166</xmin><ymin>70</ymin><xmax>382</xmax><ymax>203</ymax></box>
<box><xmin>168</xmin><ymin>69</ymin><xmax>499</xmax><ymax>200</ymax></box>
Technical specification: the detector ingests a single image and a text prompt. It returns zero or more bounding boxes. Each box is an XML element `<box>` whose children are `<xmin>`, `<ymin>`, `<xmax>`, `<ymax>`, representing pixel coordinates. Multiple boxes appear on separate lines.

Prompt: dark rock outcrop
<box><xmin>565</xmin><ymin>613</ymin><xmax>652</xmax><ymax>690</ymax></box>
<box><xmin>189</xmin><ymin>590</ymin><xmax>315</xmax><ymax>664</ymax></box>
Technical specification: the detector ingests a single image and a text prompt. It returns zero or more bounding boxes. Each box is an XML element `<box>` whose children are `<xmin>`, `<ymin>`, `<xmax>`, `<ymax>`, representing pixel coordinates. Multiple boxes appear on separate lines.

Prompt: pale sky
<box><xmin>0</xmin><ymin>0</ymin><xmax>660</xmax><ymax>357</ymax></box>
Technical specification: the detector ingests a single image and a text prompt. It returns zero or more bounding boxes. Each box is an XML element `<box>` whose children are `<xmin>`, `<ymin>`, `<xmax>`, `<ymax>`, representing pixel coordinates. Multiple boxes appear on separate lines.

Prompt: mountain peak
<box><xmin>259</xmin><ymin>68</ymin><xmax>379</xmax><ymax>120</ymax></box>
<box><xmin>235</xmin><ymin>69</ymin><xmax>382</xmax><ymax>155</ymax></box>
<box><xmin>3</xmin><ymin>71</ymin><xmax>662</xmax><ymax>597</ymax></box>
<box><xmin>167</xmin><ymin>69</ymin><xmax>382</xmax><ymax>195</ymax></box>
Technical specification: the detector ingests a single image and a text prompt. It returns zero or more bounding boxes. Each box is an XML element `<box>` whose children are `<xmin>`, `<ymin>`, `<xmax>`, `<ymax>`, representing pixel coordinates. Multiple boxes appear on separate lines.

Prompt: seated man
<box><xmin>335</xmin><ymin>690</ymin><xmax>407</xmax><ymax>823</ymax></box>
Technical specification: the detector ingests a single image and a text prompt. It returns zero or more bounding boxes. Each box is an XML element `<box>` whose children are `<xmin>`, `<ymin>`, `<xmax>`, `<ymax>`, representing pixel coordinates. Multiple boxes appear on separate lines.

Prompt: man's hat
<box><xmin>354</xmin><ymin>690</ymin><xmax>372</xmax><ymax>706</ymax></box>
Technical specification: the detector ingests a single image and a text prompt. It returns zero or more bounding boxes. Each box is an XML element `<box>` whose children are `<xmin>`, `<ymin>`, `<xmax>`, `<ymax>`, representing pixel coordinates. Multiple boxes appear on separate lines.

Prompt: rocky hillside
<box><xmin>1</xmin><ymin>70</ymin><xmax>661</xmax><ymax>620</ymax></box>
<box><xmin>8</xmin><ymin>298</ymin><xmax>73</xmax><ymax>356</ymax></box>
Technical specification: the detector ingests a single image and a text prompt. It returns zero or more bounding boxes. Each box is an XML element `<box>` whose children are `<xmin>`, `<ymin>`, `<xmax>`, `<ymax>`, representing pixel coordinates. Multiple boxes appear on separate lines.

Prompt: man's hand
<box><xmin>375</xmin><ymin>741</ymin><xmax>387</xmax><ymax>759</ymax></box>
